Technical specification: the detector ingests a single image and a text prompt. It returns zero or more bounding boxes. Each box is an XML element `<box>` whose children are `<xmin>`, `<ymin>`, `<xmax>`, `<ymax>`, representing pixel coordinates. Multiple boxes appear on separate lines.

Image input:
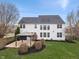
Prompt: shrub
<box><xmin>18</xmin><ymin>43</ymin><xmax>29</xmax><ymax>55</ymax></box>
<box><xmin>34</xmin><ymin>41</ymin><xmax>43</xmax><ymax>50</ymax></box>
<box><xmin>65</xmin><ymin>36</ymin><xmax>74</xmax><ymax>42</ymax></box>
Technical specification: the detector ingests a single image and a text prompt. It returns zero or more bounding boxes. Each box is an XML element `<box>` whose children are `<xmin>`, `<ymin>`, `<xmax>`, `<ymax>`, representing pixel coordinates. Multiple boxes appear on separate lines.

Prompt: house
<box><xmin>18</xmin><ymin>15</ymin><xmax>65</xmax><ymax>40</ymax></box>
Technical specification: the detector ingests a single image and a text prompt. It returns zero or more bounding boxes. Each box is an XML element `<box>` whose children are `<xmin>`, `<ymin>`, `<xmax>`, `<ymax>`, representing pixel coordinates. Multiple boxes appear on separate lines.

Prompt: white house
<box><xmin>18</xmin><ymin>15</ymin><xmax>65</xmax><ymax>40</ymax></box>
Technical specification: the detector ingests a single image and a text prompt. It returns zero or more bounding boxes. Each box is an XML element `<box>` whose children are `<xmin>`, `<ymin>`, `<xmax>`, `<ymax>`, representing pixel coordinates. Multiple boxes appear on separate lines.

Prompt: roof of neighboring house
<box><xmin>19</xmin><ymin>15</ymin><xmax>65</xmax><ymax>24</ymax></box>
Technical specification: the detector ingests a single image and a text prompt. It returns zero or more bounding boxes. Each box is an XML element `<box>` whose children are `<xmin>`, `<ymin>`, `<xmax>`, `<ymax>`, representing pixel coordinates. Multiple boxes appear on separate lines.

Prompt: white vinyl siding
<box><xmin>20</xmin><ymin>24</ymin><xmax>65</xmax><ymax>40</ymax></box>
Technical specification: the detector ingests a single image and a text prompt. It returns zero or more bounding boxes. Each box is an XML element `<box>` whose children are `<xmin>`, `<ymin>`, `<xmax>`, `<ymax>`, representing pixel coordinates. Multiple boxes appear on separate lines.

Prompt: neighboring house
<box><xmin>18</xmin><ymin>15</ymin><xmax>65</xmax><ymax>40</ymax></box>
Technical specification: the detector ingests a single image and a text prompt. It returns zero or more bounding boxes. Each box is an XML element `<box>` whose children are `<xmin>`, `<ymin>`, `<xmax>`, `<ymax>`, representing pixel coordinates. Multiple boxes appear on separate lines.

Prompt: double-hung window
<box><xmin>57</xmin><ymin>32</ymin><xmax>62</xmax><ymax>38</ymax></box>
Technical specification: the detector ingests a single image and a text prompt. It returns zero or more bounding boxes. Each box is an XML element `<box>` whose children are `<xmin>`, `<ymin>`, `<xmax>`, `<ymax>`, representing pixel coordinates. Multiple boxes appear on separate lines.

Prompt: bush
<box><xmin>34</xmin><ymin>41</ymin><xmax>43</xmax><ymax>50</ymax></box>
<box><xmin>18</xmin><ymin>43</ymin><xmax>29</xmax><ymax>55</ymax></box>
<box><xmin>65</xmin><ymin>36</ymin><xmax>74</xmax><ymax>42</ymax></box>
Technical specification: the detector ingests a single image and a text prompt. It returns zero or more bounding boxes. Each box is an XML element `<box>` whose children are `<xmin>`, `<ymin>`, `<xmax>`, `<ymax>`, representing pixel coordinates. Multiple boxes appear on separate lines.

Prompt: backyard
<box><xmin>0</xmin><ymin>40</ymin><xmax>79</xmax><ymax>59</ymax></box>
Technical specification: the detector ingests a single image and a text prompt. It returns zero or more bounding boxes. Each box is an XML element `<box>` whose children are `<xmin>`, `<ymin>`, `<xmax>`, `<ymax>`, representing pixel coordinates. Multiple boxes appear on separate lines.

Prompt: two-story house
<box><xmin>18</xmin><ymin>15</ymin><xmax>65</xmax><ymax>40</ymax></box>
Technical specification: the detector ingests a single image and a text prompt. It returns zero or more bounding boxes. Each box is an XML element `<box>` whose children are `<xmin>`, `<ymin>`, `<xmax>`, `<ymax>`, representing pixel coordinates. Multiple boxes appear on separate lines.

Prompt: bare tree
<box><xmin>67</xmin><ymin>11</ymin><xmax>74</xmax><ymax>36</ymax></box>
<box><xmin>0</xmin><ymin>2</ymin><xmax>19</xmax><ymax>37</ymax></box>
<box><xmin>66</xmin><ymin>9</ymin><xmax>79</xmax><ymax>41</ymax></box>
<box><xmin>75</xmin><ymin>8</ymin><xmax>79</xmax><ymax>38</ymax></box>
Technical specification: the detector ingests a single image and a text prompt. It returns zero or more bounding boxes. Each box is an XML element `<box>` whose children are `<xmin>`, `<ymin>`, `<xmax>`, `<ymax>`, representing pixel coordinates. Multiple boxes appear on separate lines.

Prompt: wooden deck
<box><xmin>5</xmin><ymin>40</ymin><xmax>35</xmax><ymax>48</ymax></box>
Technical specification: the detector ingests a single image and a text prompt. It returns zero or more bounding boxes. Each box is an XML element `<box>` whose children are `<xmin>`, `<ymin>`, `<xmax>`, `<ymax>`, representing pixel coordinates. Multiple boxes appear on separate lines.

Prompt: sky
<box><xmin>0</xmin><ymin>0</ymin><xmax>79</xmax><ymax>23</ymax></box>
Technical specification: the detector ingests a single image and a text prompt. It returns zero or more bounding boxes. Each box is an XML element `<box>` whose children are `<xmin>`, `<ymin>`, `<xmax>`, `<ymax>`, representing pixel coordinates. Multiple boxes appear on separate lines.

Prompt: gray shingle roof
<box><xmin>19</xmin><ymin>15</ymin><xmax>65</xmax><ymax>24</ymax></box>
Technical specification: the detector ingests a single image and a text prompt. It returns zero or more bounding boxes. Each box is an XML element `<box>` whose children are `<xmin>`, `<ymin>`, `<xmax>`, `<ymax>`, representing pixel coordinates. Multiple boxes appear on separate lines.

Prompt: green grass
<box><xmin>0</xmin><ymin>41</ymin><xmax>79</xmax><ymax>59</ymax></box>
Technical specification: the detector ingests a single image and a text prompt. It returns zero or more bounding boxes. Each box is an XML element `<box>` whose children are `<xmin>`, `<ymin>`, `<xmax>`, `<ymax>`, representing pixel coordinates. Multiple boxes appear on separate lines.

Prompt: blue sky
<box><xmin>0</xmin><ymin>0</ymin><xmax>79</xmax><ymax>22</ymax></box>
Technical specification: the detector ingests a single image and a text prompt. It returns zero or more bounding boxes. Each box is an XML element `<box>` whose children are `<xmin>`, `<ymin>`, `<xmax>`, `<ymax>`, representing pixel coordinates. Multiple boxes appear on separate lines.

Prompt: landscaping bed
<box><xmin>18</xmin><ymin>40</ymin><xmax>45</xmax><ymax>55</ymax></box>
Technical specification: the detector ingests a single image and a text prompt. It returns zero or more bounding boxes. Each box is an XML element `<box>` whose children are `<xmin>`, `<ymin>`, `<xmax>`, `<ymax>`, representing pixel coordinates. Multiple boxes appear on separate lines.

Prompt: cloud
<box><xmin>59</xmin><ymin>0</ymin><xmax>69</xmax><ymax>9</ymax></box>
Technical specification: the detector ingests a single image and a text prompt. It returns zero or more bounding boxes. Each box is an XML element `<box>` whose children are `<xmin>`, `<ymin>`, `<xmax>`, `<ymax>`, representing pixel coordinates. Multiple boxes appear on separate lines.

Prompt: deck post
<box><xmin>15</xmin><ymin>36</ymin><xmax>17</xmax><ymax>47</ymax></box>
<box><xmin>30</xmin><ymin>36</ymin><xmax>31</xmax><ymax>47</ymax></box>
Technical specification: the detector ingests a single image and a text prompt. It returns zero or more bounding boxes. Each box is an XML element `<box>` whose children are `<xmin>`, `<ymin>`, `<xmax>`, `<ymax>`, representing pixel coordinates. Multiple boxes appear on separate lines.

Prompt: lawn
<box><xmin>0</xmin><ymin>41</ymin><xmax>79</xmax><ymax>59</ymax></box>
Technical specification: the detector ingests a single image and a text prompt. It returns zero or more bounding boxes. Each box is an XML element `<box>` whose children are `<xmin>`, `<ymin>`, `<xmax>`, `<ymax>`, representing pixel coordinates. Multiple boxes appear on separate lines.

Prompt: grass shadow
<box><xmin>29</xmin><ymin>45</ymin><xmax>46</xmax><ymax>54</ymax></box>
<box><xmin>0</xmin><ymin>47</ymin><xmax>7</xmax><ymax>51</ymax></box>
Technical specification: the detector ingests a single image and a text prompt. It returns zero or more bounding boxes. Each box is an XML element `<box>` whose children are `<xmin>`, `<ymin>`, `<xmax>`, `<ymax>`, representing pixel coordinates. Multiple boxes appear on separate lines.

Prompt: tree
<box><xmin>15</xmin><ymin>27</ymin><xmax>20</xmax><ymax>36</ymax></box>
<box><xmin>75</xmin><ymin>8</ymin><xmax>79</xmax><ymax>38</ymax></box>
<box><xmin>67</xmin><ymin>11</ymin><xmax>75</xmax><ymax>37</ymax></box>
<box><xmin>76</xmin><ymin>21</ymin><xmax>79</xmax><ymax>38</ymax></box>
<box><xmin>66</xmin><ymin>9</ymin><xmax>79</xmax><ymax>41</ymax></box>
<box><xmin>0</xmin><ymin>2</ymin><xmax>19</xmax><ymax>37</ymax></box>
<box><xmin>15</xmin><ymin>27</ymin><xmax>20</xmax><ymax>46</ymax></box>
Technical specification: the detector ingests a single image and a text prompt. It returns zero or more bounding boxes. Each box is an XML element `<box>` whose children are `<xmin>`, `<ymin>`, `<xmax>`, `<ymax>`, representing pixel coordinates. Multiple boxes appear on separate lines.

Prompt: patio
<box><xmin>5</xmin><ymin>32</ymin><xmax>37</xmax><ymax>48</ymax></box>
<box><xmin>5</xmin><ymin>40</ymin><xmax>35</xmax><ymax>48</ymax></box>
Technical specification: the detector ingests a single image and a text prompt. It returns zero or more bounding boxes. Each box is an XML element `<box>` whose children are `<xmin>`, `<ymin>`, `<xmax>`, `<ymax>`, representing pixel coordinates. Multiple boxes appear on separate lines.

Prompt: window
<box><xmin>48</xmin><ymin>25</ymin><xmax>50</xmax><ymax>30</ymax></box>
<box><xmin>44</xmin><ymin>32</ymin><xmax>46</xmax><ymax>37</ymax></box>
<box><xmin>57</xmin><ymin>24</ymin><xmax>62</xmax><ymax>28</ymax></box>
<box><xmin>23</xmin><ymin>24</ymin><xmax>25</xmax><ymax>28</ymax></box>
<box><xmin>40</xmin><ymin>32</ymin><xmax>50</xmax><ymax>37</ymax></box>
<box><xmin>20</xmin><ymin>24</ymin><xmax>25</xmax><ymax>28</ymax></box>
<box><xmin>57</xmin><ymin>33</ymin><xmax>59</xmax><ymax>37</ymax></box>
<box><xmin>40</xmin><ymin>25</ymin><xmax>42</xmax><ymax>30</ymax></box>
<box><xmin>60</xmin><ymin>33</ymin><xmax>62</xmax><ymax>37</ymax></box>
<box><xmin>47</xmin><ymin>32</ymin><xmax>50</xmax><ymax>37</ymax></box>
<box><xmin>35</xmin><ymin>24</ymin><xmax>37</xmax><ymax>28</ymax></box>
<box><xmin>40</xmin><ymin>32</ymin><xmax>42</xmax><ymax>37</ymax></box>
<box><xmin>20</xmin><ymin>24</ymin><xmax>22</xmax><ymax>28</ymax></box>
<box><xmin>40</xmin><ymin>25</ymin><xmax>50</xmax><ymax>30</ymax></box>
<box><xmin>43</xmin><ymin>25</ymin><xmax>46</xmax><ymax>30</ymax></box>
<box><xmin>57</xmin><ymin>32</ymin><xmax>62</xmax><ymax>37</ymax></box>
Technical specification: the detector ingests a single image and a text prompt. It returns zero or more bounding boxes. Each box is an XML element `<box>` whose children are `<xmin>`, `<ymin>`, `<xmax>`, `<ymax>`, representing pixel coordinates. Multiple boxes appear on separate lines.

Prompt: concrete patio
<box><xmin>5</xmin><ymin>40</ymin><xmax>35</xmax><ymax>48</ymax></box>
